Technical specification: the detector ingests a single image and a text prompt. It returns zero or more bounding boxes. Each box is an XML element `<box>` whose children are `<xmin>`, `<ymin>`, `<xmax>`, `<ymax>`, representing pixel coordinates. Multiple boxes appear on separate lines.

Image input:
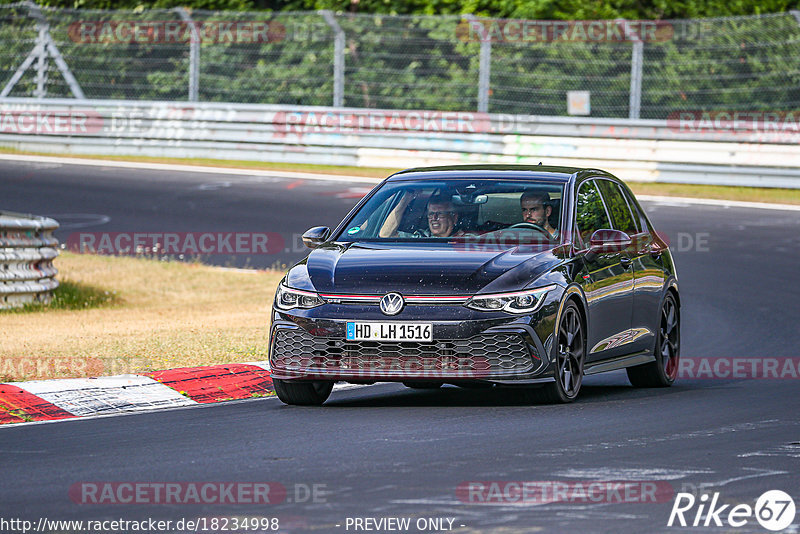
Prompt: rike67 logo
<box><xmin>668</xmin><ymin>490</ymin><xmax>796</xmax><ymax>531</ymax></box>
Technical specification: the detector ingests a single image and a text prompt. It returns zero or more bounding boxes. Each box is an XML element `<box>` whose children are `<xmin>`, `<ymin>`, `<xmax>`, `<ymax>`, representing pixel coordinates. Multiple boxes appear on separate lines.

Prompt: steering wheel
<box><xmin>508</xmin><ymin>221</ymin><xmax>552</xmax><ymax>237</ymax></box>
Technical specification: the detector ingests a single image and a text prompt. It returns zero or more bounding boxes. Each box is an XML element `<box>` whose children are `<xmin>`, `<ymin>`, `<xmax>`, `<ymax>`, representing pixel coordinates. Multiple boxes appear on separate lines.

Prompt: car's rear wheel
<box><xmin>530</xmin><ymin>301</ymin><xmax>585</xmax><ymax>404</ymax></box>
<box><xmin>272</xmin><ymin>379</ymin><xmax>334</xmax><ymax>406</ymax></box>
<box><xmin>402</xmin><ymin>381</ymin><xmax>443</xmax><ymax>389</ymax></box>
<box><xmin>627</xmin><ymin>293</ymin><xmax>680</xmax><ymax>387</ymax></box>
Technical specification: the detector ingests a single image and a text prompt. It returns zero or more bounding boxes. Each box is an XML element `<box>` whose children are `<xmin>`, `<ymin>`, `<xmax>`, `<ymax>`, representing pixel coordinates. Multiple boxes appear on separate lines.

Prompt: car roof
<box><xmin>387</xmin><ymin>164</ymin><xmax>605</xmax><ymax>183</ymax></box>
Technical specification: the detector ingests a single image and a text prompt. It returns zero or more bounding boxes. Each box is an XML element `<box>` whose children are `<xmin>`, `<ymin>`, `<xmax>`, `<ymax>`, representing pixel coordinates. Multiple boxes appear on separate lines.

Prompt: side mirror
<box><xmin>302</xmin><ymin>226</ymin><xmax>331</xmax><ymax>249</ymax></box>
<box><xmin>589</xmin><ymin>229</ymin><xmax>631</xmax><ymax>253</ymax></box>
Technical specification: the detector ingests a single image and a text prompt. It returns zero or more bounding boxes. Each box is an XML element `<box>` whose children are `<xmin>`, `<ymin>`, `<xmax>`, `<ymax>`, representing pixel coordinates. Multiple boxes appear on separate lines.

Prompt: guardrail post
<box><xmin>320</xmin><ymin>10</ymin><xmax>345</xmax><ymax>108</ymax></box>
<box><xmin>465</xmin><ymin>15</ymin><xmax>491</xmax><ymax>113</ymax></box>
<box><xmin>176</xmin><ymin>8</ymin><xmax>200</xmax><ymax>102</ymax></box>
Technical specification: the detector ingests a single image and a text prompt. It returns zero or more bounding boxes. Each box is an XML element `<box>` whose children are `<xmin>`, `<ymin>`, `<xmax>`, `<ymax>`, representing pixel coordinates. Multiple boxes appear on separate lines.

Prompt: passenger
<box><xmin>423</xmin><ymin>195</ymin><xmax>463</xmax><ymax>237</ymax></box>
<box><xmin>520</xmin><ymin>191</ymin><xmax>558</xmax><ymax>239</ymax></box>
<box><xmin>380</xmin><ymin>192</ymin><xmax>465</xmax><ymax>238</ymax></box>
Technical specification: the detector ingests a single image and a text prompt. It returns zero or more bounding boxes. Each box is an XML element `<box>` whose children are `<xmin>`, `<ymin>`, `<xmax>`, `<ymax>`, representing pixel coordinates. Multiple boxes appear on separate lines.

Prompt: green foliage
<box><xmin>11</xmin><ymin>0</ymin><xmax>800</xmax><ymax>18</ymax></box>
<box><xmin>1</xmin><ymin>2</ymin><xmax>800</xmax><ymax>117</ymax></box>
<box><xmin>32</xmin><ymin>0</ymin><xmax>255</xmax><ymax>10</ymax></box>
<box><xmin>1</xmin><ymin>280</ymin><xmax>118</xmax><ymax>313</ymax></box>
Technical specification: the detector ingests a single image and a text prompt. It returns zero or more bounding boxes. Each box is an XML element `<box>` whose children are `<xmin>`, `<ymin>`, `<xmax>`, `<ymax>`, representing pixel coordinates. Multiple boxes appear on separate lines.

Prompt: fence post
<box><xmin>465</xmin><ymin>15</ymin><xmax>491</xmax><ymax>113</ymax></box>
<box><xmin>617</xmin><ymin>19</ymin><xmax>643</xmax><ymax>120</ymax></box>
<box><xmin>320</xmin><ymin>10</ymin><xmax>345</xmax><ymax>107</ymax></box>
<box><xmin>629</xmin><ymin>41</ymin><xmax>643</xmax><ymax>119</ymax></box>
<box><xmin>28</xmin><ymin>0</ymin><xmax>85</xmax><ymax>99</ymax></box>
<box><xmin>1</xmin><ymin>1</ymin><xmax>85</xmax><ymax>99</ymax></box>
<box><xmin>34</xmin><ymin>25</ymin><xmax>48</xmax><ymax>98</ymax></box>
<box><xmin>176</xmin><ymin>8</ymin><xmax>200</xmax><ymax>102</ymax></box>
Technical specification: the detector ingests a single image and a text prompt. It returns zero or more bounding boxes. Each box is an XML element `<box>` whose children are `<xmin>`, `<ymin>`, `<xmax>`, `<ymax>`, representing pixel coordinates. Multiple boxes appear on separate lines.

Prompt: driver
<box><xmin>520</xmin><ymin>191</ymin><xmax>558</xmax><ymax>239</ymax></box>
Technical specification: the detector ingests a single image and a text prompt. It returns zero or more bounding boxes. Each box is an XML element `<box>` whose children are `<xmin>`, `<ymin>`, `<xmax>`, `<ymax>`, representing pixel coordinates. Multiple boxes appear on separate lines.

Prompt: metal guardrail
<box><xmin>1</xmin><ymin>97</ymin><xmax>800</xmax><ymax>188</ymax></box>
<box><xmin>0</xmin><ymin>210</ymin><xmax>59</xmax><ymax>309</ymax></box>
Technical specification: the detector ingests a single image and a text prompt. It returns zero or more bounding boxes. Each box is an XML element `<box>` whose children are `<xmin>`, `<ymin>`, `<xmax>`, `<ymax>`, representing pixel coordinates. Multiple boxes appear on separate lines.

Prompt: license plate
<box><xmin>346</xmin><ymin>322</ymin><xmax>433</xmax><ymax>342</ymax></box>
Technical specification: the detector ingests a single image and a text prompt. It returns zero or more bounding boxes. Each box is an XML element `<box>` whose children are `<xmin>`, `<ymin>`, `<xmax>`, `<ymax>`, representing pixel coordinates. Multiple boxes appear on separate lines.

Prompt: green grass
<box><xmin>627</xmin><ymin>182</ymin><xmax>800</xmax><ymax>206</ymax></box>
<box><xmin>47</xmin><ymin>280</ymin><xmax>119</xmax><ymax>310</ymax></box>
<box><xmin>2</xmin><ymin>279</ymin><xmax>118</xmax><ymax>314</ymax></box>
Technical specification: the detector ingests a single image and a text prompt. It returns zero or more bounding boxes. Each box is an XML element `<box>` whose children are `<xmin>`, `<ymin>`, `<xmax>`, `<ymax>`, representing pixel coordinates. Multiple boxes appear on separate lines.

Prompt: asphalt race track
<box><xmin>2</xmin><ymin>159</ymin><xmax>799</xmax><ymax>533</ymax></box>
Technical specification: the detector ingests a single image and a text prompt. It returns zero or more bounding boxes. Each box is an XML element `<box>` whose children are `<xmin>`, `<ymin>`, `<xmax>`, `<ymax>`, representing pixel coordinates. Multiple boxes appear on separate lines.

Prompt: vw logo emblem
<box><xmin>379</xmin><ymin>292</ymin><xmax>404</xmax><ymax>316</ymax></box>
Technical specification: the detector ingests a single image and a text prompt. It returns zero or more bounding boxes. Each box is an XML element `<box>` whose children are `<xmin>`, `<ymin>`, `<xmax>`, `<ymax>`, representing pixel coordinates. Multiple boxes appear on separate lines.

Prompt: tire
<box><xmin>627</xmin><ymin>293</ymin><xmax>680</xmax><ymax>387</ymax></box>
<box><xmin>529</xmin><ymin>301</ymin><xmax>585</xmax><ymax>404</ymax></box>
<box><xmin>272</xmin><ymin>379</ymin><xmax>334</xmax><ymax>406</ymax></box>
<box><xmin>402</xmin><ymin>381</ymin><xmax>443</xmax><ymax>389</ymax></box>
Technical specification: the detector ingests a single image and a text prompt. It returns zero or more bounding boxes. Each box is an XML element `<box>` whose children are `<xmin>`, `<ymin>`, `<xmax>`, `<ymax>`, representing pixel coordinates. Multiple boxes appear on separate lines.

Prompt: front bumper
<box><xmin>268</xmin><ymin>299</ymin><xmax>559</xmax><ymax>384</ymax></box>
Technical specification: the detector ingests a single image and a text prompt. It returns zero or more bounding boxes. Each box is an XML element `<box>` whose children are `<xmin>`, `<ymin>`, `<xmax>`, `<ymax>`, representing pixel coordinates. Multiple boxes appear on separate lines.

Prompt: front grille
<box><xmin>270</xmin><ymin>328</ymin><xmax>536</xmax><ymax>379</ymax></box>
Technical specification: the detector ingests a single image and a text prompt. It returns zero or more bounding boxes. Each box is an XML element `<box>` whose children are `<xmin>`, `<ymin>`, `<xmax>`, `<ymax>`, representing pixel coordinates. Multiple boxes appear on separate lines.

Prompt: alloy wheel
<box><xmin>660</xmin><ymin>295</ymin><xmax>680</xmax><ymax>380</ymax></box>
<box><xmin>556</xmin><ymin>305</ymin><xmax>585</xmax><ymax>398</ymax></box>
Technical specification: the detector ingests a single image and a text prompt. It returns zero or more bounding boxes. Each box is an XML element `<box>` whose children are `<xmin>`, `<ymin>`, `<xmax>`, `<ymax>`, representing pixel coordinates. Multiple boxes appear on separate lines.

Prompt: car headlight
<box><xmin>465</xmin><ymin>285</ymin><xmax>556</xmax><ymax>314</ymax></box>
<box><xmin>275</xmin><ymin>283</ymin><xmax>325</xmax><ymax>310</ymax></box>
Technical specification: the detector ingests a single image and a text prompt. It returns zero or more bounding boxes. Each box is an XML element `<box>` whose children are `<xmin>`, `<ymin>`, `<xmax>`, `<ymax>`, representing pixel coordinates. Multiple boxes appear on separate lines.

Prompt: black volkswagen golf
<box><xmin>269</xmin><ymin>165</ymin><xmax>680</xmax><ymax>405</ymax></box>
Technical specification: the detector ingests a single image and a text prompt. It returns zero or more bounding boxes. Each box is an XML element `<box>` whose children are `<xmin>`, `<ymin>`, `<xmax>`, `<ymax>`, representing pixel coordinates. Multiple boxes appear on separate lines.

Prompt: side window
<box><xmin>575</xmin><ymin>180</ymin><xmax>611</xmax><ymax>246</ymax></box>
<box><xmin>596</xmin><ymin>180</ymin><xmax>639</xmax><ymax>235</ymax></box>
<box><xmin>624</xmin><ymin>189</ymin><xmax>650</xmax><ymax>234</ymax></box>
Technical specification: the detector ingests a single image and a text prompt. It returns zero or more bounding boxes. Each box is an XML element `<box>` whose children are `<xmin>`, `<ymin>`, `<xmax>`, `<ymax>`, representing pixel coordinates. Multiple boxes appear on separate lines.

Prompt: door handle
<box><xmin>619</xmin><ymin>256</ymin><xmax>632</xmax><ymax>269</ymax></box>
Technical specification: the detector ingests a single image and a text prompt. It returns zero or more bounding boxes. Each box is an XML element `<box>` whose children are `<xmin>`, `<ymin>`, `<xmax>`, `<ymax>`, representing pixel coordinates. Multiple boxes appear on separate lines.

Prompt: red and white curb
<box><xmin>0</xmin><ymin>362</ymin><xmax>275</xmax><ymax>425</ymax></box>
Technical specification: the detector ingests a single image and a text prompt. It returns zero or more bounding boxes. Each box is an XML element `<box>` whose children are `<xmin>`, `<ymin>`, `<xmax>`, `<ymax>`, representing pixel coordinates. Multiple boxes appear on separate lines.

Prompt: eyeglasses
<box><xmin>427</xmin><ymin>211</ymin><xmax>454</xmax><ymax>220</ymax></box>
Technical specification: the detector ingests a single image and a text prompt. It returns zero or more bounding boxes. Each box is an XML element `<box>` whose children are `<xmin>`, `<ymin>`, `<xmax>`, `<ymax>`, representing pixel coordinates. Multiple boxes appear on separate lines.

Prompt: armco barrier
<box><xmin>0</xmin><ymin>211</ymin><xmax>59</xmax><ymax>309</ymax></box>
<box><xmin>1</xmin><ymin>98</ymin><xmax>800</xmax><ymax>188</ymax></box>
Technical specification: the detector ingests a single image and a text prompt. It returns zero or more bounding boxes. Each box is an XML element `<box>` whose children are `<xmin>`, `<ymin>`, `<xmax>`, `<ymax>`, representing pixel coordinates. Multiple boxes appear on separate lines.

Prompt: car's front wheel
<box><xmin>530</xmin><ymin>301</ymin><xmax>585</xmax><ymax>404</ymax></box>
<box><xmin>272</xmin><ymin>379</ymin><xmax>334</xmax><ymax>406</ymax></box>
<box><xmin>627</xmin><ymin>292</ymin><xmax>680</xmax><ymax>387</ymax></box>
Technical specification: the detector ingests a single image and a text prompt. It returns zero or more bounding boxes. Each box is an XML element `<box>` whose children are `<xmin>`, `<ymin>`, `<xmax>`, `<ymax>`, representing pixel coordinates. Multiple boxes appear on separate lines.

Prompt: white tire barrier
<box><xmin>0</xmin><ymin>211</ymin><xmax>59</xmax><ymax>309</ymax></box>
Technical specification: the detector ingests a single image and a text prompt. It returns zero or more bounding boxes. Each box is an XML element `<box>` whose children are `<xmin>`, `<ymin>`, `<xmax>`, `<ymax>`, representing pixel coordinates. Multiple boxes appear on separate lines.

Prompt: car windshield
<box><xmin>335</xmin><ymin>179</ymin><xmax>565</xmax><ymax>245</ymax></box>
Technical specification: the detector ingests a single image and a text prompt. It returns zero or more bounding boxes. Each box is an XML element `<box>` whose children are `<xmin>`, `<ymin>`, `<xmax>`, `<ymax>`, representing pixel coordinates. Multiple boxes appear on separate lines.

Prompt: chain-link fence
<box><xmin>2</xmin><ymin>2</ymin><xmax>800</xmax><ymax>119</ymax></box>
